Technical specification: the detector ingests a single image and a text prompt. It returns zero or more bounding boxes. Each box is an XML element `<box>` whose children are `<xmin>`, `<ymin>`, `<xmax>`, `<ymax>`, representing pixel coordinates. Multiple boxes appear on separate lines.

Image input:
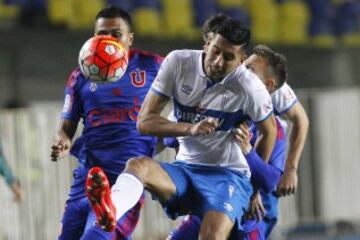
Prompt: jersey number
<box><xmin>130</xmin><ymin>70</ymin><xmax>146</xmax><ymax>87</ymax></box>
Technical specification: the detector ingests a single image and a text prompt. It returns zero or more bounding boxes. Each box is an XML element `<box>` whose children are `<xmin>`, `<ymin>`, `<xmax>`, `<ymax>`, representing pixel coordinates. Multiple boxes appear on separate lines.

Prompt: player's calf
<box><xmin>86</xmin><ymin>167</ymin><xmax>116</xmax><ymax>232</ymax></box>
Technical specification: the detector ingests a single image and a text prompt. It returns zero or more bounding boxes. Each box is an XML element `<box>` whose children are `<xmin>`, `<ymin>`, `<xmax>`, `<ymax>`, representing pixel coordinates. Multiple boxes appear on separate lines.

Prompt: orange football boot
<box><xmin>86</xmin><ymin>167</ymin><xmax>116</xmax><ymax>232</ymax></box>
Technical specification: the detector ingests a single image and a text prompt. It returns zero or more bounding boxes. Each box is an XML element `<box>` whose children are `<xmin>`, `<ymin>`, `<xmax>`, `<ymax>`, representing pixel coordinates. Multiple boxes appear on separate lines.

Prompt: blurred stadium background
<box><xmin>0</xmin><ymin>0</ymin><xmax>359</xmax><ymax>239</ymax></box>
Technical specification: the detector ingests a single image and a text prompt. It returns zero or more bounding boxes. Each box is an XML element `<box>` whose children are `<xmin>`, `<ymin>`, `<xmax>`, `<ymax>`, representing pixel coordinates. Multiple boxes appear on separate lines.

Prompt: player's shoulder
<box><xmin>233</xmin><ymin>65</ymin><xmax>267</xmax><ymax>94</ymax></box>
<box><xmin>129</xmin><ymin>48</ymin><xmax>164</xmax><ymax>65</ymax></box>
<box><xmin>271</xmin><ymin>82</ymin><xmax>297</xmax><ymax>100</ymax></box>
<box><xmin>66</xmin><ymin>67</ymin><xmax>87</xmax><ymax>88</ymax></box>
<box><xmin>167</xmin><ymin>49</ymin><xmax>201</xmax><ymax>61</ymax></box>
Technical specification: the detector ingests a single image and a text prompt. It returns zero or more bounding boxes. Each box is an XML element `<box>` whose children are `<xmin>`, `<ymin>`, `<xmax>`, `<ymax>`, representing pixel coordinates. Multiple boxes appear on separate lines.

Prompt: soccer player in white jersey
<box><xmin>202</xmin><ymin>13</ymin><xmax>309</xmax><ymax>197</ymax></box>
<box><xmin>271</xmin><ymin>82</ymin><xmax>309</xmax><ymax>196</ymax></box>
<box><xmin>85</xmin><ymin>19</ymin><xmax>277</xmax><ymax>240</ymax></box>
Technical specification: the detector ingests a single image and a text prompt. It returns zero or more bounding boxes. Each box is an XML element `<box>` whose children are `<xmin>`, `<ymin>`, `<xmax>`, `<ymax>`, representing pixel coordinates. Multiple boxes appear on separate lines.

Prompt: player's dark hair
<box><xmin>201</xmin><ymin>13</ymin><xmax>230</xmax><ymax>41</ymax></box>
<box><xmin>96</xmin><ymin>6</ymin><xmax>132</xmax><ymax>30</ymax></box>
<box><xmin>253</xmin><ymin>45</ymin><xmax>288</xmax><ymax>88</ymax></box>
<box><xmin>215</xmin><ymin>19</ymin><xmax>250</xmax><ymax>48</ymax></box>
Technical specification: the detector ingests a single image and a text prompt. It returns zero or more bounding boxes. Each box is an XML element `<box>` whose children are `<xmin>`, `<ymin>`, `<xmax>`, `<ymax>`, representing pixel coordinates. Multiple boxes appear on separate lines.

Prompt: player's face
<box><xmin>245</xmin><ymin>54</ymin><xmax>276</xmax><ymax>93</ymax></box>
<box><xmin>94</xmin><ymin>17</ymin><xmax>134</xmax><ymax>50</ymax></box>
<box><xmin>203</xmin><ymin>34</ymin><xmax>246</xmax><ymax>82</ymax></box>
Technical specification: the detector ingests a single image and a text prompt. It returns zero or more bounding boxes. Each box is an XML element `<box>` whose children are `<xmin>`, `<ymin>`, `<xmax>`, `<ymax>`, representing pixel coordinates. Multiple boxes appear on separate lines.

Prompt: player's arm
<box><xmin>255</xmin><ymin>115</ymin><xmax>277</xmax><ymax>162</ymax></box>
<box><xmin>276</xmin><ymin>101</ymin><xmax>309</xmax><ymax>196</ymax></box>
<box><xmin>234</xmin><ymin>123</ymin><xmax>281</xmax><ymax>193</ymax></box>
<box><xmin>51</xmin><ymin>69</ymin><xmax>82</xmax><ymax>162</ymax></box>
<box><xmin>138</xmin><ymin>91</ymin><xmax>218</xmax><ymax>137</ymax></box>
<box><xmin>51</xmin><ymin>119</ymin><xmax>78</xmax><ymax>161</ymax></box>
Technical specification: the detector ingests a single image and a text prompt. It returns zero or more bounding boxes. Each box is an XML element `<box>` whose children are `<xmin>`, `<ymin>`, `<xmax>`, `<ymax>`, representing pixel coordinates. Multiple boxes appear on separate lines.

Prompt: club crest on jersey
<box><xmin>89</xmin><ymin>82</ymin><xmax>97</xmax><ymax>92</ymax></box>
<box><xmin>130</xmin><ymin>69</ymin><xmax>146</xmax><ymax>87</ymax></box>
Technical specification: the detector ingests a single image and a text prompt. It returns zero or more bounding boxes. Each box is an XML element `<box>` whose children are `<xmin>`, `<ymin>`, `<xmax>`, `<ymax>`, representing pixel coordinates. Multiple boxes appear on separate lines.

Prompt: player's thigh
<box><xmin>126</xmin><ymin>156</ymin><xmax>177</xmax><ymax>202</ymax></box>
<box><xmin>199</xmin><ymin>210</ymin><xmax>234</xmax><ymax>240</ymax></box>
<box><xmin>58</xmin><ymin>199</ymin><xmax>88</xmax><ymax>240</ymax></box>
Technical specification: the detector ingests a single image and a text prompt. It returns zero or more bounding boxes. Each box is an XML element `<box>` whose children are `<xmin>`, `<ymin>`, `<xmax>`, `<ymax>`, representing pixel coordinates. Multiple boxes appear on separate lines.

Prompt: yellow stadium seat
<box><xmin>311</xmin><ymin>35</ymin><xmax>336</xmax><ymax>48</ymax></box>
<box><xmin>161</xmin><ymin>0</ymin><xmax>198</xmax><ymax>39</ymax></box>
<box><xmin>0</xmin><ymin>2</ymin><xmax>19</xmax><ymax>18</ymax></box>
<box><xmin>217</xmin><ymin>0</ymin><xmax>246</xmax><ymax>8</ymax></box>
<box><xmin>48</xmin><ymin>0</ymin><xmax>72</xmax><ymax>25</ymax></box>
<box><xmin>247</xmin><ymin>0</ymin><xmax>279</xmax><ymax>44</ymax></box>
<box><xmin>279</xmin><ymin>0</ymin><xmax>310</xmax><ymax>45</ymax></box>
<box><xmin>68</xmin><ymin>0</ymin><xmax>105</xmax><ymax>30</ymax></box>
<box><xmin>340</xmin><ymin>33</ymin><xmax>360</xmax><ymax>47</ymax></box>
<box><xmin>133</xmin><ymin>8</ymin><xmax>162</xmax><ymax>37</ymax></box>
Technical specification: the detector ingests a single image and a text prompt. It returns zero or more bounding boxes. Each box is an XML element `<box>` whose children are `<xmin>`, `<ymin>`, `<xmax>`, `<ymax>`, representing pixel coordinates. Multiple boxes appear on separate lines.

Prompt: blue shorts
<box><xmin>160</xmin><ymin>161</ymin><xmax>252</xmax><ymax>231</ymax></box>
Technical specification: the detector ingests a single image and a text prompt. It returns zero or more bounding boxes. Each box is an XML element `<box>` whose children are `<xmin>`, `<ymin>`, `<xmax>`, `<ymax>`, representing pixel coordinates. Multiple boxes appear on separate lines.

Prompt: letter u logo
<box><xmin>130</xmin><ymin>70</ymin><xmax>146</xmax><ymax>87</ymax></box>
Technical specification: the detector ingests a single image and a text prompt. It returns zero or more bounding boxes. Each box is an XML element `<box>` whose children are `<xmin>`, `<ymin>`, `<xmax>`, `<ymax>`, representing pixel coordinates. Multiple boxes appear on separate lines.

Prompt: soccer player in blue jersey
<box><xmin>50</xmin><ymin>6</ymin><xmax>163</xmax><ymax>240</ymax></box>
<box><xmin>86</xmin><ymin>19</ymin><xmax>278</xmax><ymax>240</ymax></box>
<box><xmin>166</xmin><ymin>45</ymin><xmax>289</xmax><ymax>240</ymax></box>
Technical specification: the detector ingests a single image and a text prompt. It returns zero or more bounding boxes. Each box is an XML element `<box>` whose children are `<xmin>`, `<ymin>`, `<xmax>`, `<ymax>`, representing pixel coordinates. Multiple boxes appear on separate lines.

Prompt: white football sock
<box><xmin>111</xmin><ymin>173</ymin><xmax>144</xmax><ymax>220</ymax></box>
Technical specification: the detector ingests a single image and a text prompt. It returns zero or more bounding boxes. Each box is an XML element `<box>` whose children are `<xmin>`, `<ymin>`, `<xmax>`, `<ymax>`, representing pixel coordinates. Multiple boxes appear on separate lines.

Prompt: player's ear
<box><xmin>266</xmin><ymin>78</ymin><xmax>277</xmax><ymax>92</ymax></box>
<box><xmin>128</xmin><ymin>32</ymin><xmax>134</xmax><ymax>47</ymax></box>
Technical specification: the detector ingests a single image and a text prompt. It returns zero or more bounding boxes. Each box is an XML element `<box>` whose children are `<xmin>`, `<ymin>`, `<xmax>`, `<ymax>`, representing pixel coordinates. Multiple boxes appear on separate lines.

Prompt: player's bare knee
<box><xmin>125</xmin><ymin>156</ymin><xmax>153</xmax><ymax>181</ymax></box>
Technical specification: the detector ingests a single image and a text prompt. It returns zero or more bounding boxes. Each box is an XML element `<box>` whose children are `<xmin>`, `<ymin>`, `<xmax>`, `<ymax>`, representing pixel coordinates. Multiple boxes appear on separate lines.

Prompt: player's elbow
<box><xmin>137</xmin><ymin>113</ymin><xmax>152</xmax><ymax>135</ymax></box>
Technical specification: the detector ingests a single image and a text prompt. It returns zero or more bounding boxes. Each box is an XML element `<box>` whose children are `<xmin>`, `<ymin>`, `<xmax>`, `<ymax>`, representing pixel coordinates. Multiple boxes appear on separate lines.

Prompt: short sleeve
<box><xmin>150</xmin><ymin>50</ymin><xmax>179</xmax><ymax>98</ymax></box>
<box><xmin>245</xmin><ymin>77</ymin><xmax>274</xmax><ymax>123</ymax></box>
<box><xmin>61</xmin><ymin>69</ymin><xmax>82</xmax><ymax>122</ymax></box>
<box><xmin>271</xmin><ymin>82</ymin><xmax>298</xmax><ymax>115</ymax></box>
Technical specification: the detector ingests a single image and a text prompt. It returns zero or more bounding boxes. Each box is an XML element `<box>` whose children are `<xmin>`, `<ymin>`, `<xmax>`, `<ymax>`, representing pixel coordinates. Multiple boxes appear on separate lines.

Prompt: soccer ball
<box><xmin>78</xmin><ymin>35</ymin><xmax>128</xmax><ymax>83</ymax></box>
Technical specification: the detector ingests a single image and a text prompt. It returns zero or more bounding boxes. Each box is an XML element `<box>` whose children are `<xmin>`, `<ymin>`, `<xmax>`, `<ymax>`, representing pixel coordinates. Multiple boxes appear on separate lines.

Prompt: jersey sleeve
<box><xmin>150</xmin><ymin>51</ymin><xmax>179</xmax><ymax>98</ymax></box>
<box><xmin>61</xmin><ymin>69</ymin><xmax>82</xmax><ymax>122</ymax></box>
<box><xmin>271</xmin><ymin>82</ymin><xmax>298</xmax><ymax>115</ymax></box>
<box><xmin>244</xmin><ymin>76</ymin><xmax>274</xmax><ymax>123</ymax></box>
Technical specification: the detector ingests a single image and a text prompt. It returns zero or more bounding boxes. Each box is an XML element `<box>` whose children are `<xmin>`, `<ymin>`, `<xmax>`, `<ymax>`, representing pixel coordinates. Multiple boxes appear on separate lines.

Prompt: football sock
<box><xmin>111</xmin><ymin>172</ymin><xmax>144</xmax><ymax>220</ymax></box>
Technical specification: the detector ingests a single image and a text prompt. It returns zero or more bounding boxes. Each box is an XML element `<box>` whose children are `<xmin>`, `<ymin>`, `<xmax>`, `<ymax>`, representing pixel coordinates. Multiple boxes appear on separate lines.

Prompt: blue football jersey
<box><xmin>61</xmin><ymin>49</ymin><xmax>163</xmax><ymax>182</ymax></box>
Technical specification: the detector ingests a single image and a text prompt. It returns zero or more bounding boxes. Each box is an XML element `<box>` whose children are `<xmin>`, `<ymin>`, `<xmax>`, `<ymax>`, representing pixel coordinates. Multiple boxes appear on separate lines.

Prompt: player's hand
<box><xmin>275</xmin><ymin>168</ymin><xmax>298</xmax><ymax>197</ymax></box>
<box><xmin>189</xmin><ymin>118</ymin><xmax>219</xmax><ymax>136</ymax></box>
<box><xmin>245</xmin><ymin>191</ymin><xmax>266</xmax><ymax>222</ymax></box>
<box><xmin>51</xmin><ymin>135</ymin><xmax>71</xmax><ymax>161</ymax></box>
<box><xmin>233</xmin><ymin>123</ymin><xmax>252</xmax><ymax>154</ymax></box>
<box><xmin>10</xmin><ymin>180</ymin><xmax>23</xmax><ymax>203</ymax></box>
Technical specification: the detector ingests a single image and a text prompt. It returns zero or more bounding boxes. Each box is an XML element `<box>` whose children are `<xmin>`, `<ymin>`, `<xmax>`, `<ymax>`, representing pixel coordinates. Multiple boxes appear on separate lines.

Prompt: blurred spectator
<box><xmin>0</xmin><ymin>144</ymin><xmax>22</xmax><ymax>203</ymax></box>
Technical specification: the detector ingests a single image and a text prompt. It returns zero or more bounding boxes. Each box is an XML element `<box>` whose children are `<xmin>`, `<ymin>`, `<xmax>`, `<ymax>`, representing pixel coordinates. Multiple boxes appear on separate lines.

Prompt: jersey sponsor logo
<box><xmin>176</xmin><ymin>109</ymin><xmax>225</xmax><ymax>127</ymax></box>
<box><xmin>62</xmin><ymin>94</ymin><xmax>71</xmax><ymax>113</ymax></box>
<box><xmin>89</xmin><ymin>82</ymin><xmax>97</xmax><ymax>92</ymax></box>
<box><xmin>86</xmin><ymin>97</ymin><xmax>141</xmax><ymax>126</ymax></box>
<box><xmin>112</xmin><ymin>88</ymin><xmax>122</xmax><ymax>96</ymax></box>
<box><xmin>130</xmin><ymin>69</ymin><xmax>146</xmax><ymax>87</ymax></box>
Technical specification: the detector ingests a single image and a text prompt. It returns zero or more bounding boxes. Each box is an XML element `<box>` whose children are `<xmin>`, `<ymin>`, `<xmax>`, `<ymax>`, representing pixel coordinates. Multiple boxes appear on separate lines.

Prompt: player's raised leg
<box><xmin>85</xmin><ymin>167</ymin><xmax>116</xmax><ymax>232</ymax></box>
<box><xmin>86</xmin><ymin>156</ymin><xmax>177</xmax><ymax>231</ymax></box>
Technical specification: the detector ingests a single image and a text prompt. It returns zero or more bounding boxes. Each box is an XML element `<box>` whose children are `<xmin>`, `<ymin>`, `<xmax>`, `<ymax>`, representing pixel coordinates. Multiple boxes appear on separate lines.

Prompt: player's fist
<box><xmin>275</xmin><ymin>169</ymin><xmax>298</xmax><ymax>197</ymax></box>
<box><xmin>189</xmin><ymin>118</ymin><xmax>219</xmax><ymax>136</ymax></box>
<box><xmin>51</xmin><ymin>135</ymin><xmax>71</xmax><ymax>161</ymax></box>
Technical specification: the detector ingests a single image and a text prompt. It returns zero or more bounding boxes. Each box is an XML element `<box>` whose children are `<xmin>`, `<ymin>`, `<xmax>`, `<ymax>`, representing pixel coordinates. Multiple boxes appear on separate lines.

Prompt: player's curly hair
<box><xmin>201</xmin><ymin>13</ymin><xmax>230</xmax><ymax>42</ymax></box>
<box><xmin>253</xmin><ymin>45</ymin><xmax>288</xmax><ymax>88</ymax></box>
<box><xmin>215</xmin><ymin>19</ymin><xmax>250</xmax><ymax>48</ymax></box>
<box><xmin>96</xmin><ymin>6</ymin><xmax>132</xmax><ymax>30</ymax></box>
